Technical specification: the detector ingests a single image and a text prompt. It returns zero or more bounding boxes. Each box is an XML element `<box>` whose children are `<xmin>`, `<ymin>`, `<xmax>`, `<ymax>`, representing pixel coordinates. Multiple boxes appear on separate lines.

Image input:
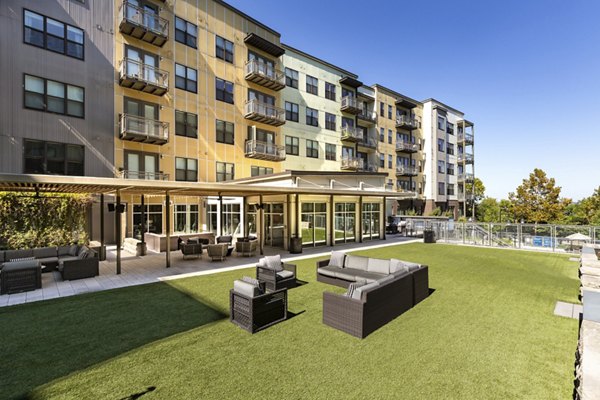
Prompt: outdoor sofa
<box><xmin>230</xmin><ymin>278</ymin><xmax>288</xmax><ymax>333</ymax></box>
<box><xmin>256</xmin><ymin>255</ymin><xmax>297</xmax><ymax>291</ymax></box>
<box><xmin>0</xmin><ymin>259</ymin><xmax>42</xmax><ymax>295</ymax></box>
<box><xmin>317</xmin><ymin>252</ymin><xmax>429</xmax><ymax>338</ymax></box>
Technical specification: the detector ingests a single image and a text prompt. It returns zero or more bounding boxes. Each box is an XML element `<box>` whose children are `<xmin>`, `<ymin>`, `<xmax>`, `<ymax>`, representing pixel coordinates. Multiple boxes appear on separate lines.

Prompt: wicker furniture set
<box><xmin>0</xmin><ymin>245</ymin><xmax>99</xmax><ymax>295</ymax></box>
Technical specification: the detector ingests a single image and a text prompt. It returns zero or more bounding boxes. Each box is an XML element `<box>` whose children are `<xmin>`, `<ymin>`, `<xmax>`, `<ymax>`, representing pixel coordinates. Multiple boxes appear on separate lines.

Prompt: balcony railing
<box><xmin>395</xmin><ymin>115</ymin><xmax>419</xmax><ymax>130</ymax></box>
<box><xmin>119</xmin><ymin>58</ymin><xmax>169</xmax><ymax>96</ymax></box>
<box><xmin>245</xmin><ymin>140</ymin><xmax>286</xmax><ymax>161</ymax></box>
<box><xmin>340</xmin><ymin>125</ymin><xmax>362</xmax><ymax>142</ymax></box>
<box><xmin>357</xmin><ymin>110</ymin><xmax>377</xmax><ymax>124</ymax></box>
<box><xmin>395</xmin><ymin>141</ymin><xmax>419</xmax><ymax>153</ymax></box>
<box><xmin>457</xmin><ymin>153</ymin><xmax>474</xmax><ymax>164</ymax></box>
<box><xmin>358</xmin><ymin>135</ymin><xmax>378</xmax><ymax>149</ymax></box>
<box><xmin>395</xmin><ymin>165</ymin><xmax>418</xmax><ymax>176</ymax></box>
<box><xmin>360</xmin><ymin>163</ymin><xmax>379</xmax><ymax>173</ymax></box>
<box><xmin>458</xmin><ymin>173</ymin><xmax>475</xmax><ymax>182</ymax></box>
<box><xmin>244</xmin><ymin>99</ymin><xmax>286</xmax><ymax>126</ymax></box>
<box><xmin>458</xmin><ymin>133</ymin><xmax>474</xmax><ymax>145</ymax></box>
<box><xmin>117</xmin><ymin>170</ymin><xmax>169</xmax><ymax>180</ymax></box>
<box><xmin>119</xmin><ymin>1</ymin><xmax>168</xmax><ymax>47</ymax></box>
<box><xmin>244</xmin><ymin>59</ymin><xmax>285</xmax><ymax>91</ymax></box>
<box><xmin>120</xmin><ymin>114</ymin><xmax>169</xmax><ymax>145</ymax></box>
<box><xmin>341</xmin><ymin>156</ymin><xmax>364</xmax><ymax>171</ymax></box>
<box><xmin>458</xmin><ymin>193</ymin><xmax>475</xmax><ymax>201</ymax></box>
<box><xmin>341</xmin><ymin>95</ymin><xmax>360</xmax><ymax>114</ymax></box>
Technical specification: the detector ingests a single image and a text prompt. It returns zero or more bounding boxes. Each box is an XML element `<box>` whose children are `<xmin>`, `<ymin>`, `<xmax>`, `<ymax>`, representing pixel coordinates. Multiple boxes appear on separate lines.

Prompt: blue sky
<box><xmin>227</xmin><ymin>0</ymin><xmax>600</xmax><ymax>201</ymax></box>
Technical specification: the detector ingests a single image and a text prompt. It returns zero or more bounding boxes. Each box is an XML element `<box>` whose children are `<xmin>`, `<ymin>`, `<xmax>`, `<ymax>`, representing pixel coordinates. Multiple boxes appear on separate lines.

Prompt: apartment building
<box><xmin>0</xmin><ymin>0</ymin><xmax>115</xmax><ymax>177</ymax></box>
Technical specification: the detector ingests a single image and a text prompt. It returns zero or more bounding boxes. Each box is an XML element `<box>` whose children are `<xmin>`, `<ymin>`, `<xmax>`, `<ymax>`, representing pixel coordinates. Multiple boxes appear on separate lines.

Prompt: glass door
<box><xmin>301</xmin><ymin>203</ymin><xmax>327</xmax><ymax>246</ymax></box>
<box><xmin>362</xmin><ymin>203</ymin><xmax>381</xmax><ymax>240</ymax></box>
<box><xmin>335</xmin><ymin>203</ymin><xmax>355</xmax><ymax>243</ymax></box>
<box><xmin>264</xmin><ymin>203</ymin><xmax>284</xmax><ymax>248</ymax></box>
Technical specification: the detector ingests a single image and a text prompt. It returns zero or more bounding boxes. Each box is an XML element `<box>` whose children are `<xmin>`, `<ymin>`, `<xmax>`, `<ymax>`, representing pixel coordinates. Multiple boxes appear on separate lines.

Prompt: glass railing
<box><xmin>120</xmin><ymin>1</ymin><xmax>169</xmax><ymax>37</ymax></box>
<box><xmin>119</xmin><ymin>58</ymin><xmax>169</xmax><ymax>88</ymax></box>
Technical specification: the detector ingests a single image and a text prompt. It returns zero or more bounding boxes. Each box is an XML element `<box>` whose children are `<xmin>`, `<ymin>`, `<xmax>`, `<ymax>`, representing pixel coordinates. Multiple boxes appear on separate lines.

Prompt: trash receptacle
<box><xmin>289</xmin><ymin>236</ymin><xmax>302</xmax><ymax>254</ymax></box>
<box><xmin>424</xmin><ymin>229</ymin><xmax>436</xmax><ymax>244</ymax></box>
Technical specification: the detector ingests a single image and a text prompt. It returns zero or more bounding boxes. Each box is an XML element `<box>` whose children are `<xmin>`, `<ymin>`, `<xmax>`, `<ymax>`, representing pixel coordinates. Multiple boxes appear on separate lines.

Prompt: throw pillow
<box><xmin>264</xmin><ymin>255</ymin><xmax>283</xmax><ymax>271</ymax></box>
<box><xmin>68</xmin><ymin>245</ymin><xmax>79</xmax><ymax>256</ymax></box>
<box><xmin>344</xmin><ymin>280</ymin><xmax>367</xmax><ymax>297</ymax></box>
<box><xmin>257</xmin><ymin>257</ymin><xmax>266</xmax><ymax>267</ymax></box>
<box><xmin>241</xmin><ymin>276</ymin><xmax>263</xmax><ymax>294</ymax></box>
<box><xmin>77</xmin><ymin>246</ymin><xmax>89</xmax><ymax>258</ymax></box>
<box><xmin>328</xmin><ymin>251</ymin><xmax>346</xmax><ymax>268</ymax></box>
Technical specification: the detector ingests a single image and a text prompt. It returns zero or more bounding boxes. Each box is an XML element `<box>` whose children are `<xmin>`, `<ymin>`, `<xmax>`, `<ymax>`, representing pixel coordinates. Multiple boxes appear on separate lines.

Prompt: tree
<box><xmin>508</xmin><ymin>168</ymin><xmax>571</xmax><ymax>224</ymax></box>
<box><xmin>465</xmin><ymin>177</ymin><xmax>486</xmax><ymax>204</ymax></box>
<box><xmin>476</xmin><ymin>197</ymin><xmax>500</xmax><ymax>222</ymax></box>
<box><xmin>565</xmin><ymin>187</ymin><xmax>600</xmax><ymax>225</ymax></box>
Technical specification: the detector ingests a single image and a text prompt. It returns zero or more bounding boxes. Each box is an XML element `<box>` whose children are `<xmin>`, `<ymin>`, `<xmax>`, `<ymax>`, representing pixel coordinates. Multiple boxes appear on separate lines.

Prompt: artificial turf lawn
<box><xmin>0</xmin><ymin>243</ymin><xmax>579</xmax><ymax>399</ymax></box>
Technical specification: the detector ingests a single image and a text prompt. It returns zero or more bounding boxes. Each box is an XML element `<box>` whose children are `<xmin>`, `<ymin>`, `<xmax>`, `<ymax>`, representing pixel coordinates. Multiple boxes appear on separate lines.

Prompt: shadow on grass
<box><xmin>0</xmin><ymin>283</ymin><xmax>226</xmax><ymax>400</ymax></box>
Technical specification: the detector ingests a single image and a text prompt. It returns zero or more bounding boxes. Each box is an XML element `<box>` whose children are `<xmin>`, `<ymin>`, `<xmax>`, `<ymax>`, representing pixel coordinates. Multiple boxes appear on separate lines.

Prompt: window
<box><xmin>285</xmin><ymin>102</ymin><xmax>299</xmax><ymax>122</ymax></box>
<box><xmin>446</xmin><ymin>143</ymin><xmax>455</xmax><ymax>155</ymax></box>
<box><xmin>437</xmin><ymin>160</ymin><xmax>445</xmax><ymax>174</ymax></box>
<box><xmin>325</xmin><ymin>82</ymin><xmax>336</xmax><ymax>101</ymax></box>
<box><xmin>285</xmin><ymin>136</ymin><xmax>299</xmax><ymax>155</ymax></box>
<box><xmin>447</xmin><ymin>122</ymin><xmax>454</xmax><ymax>135</ymax></box>
<box><xmin>247</xmin><ymin>126</ymin><xmax>275</xmax><ymax>144</ymax></box>
<box><xmin>24</xmin><ymin>74</ymin><xmax>84</xmax><ymax>118</ymax></box>
<box><xmin>379</xmin><ymin>153</ymin><xmax>385</xmax><ymax>168</ymax></box>
<box><xmin>251</xmin><ymin>166</ymin><xmax>273</xmax><ymax>177</ymax></box>
<box><xmin>447</xmin><ymin>163</ymin><xmax>455</xmax><ymax>175</ymax></box>
<box><xmin>379</xmin><ymin>127</ymin><xmax>385</xmax><ymax>142</ymax></box>
<box><xmin>24</xmin><ymin>139</ymin><xmax>84</xmax><ymax>175</ymax></box>
<box><xmin>438</xmin><ymin>182</ymin><xmax>445</xmax><ymax>196</ymax></box>
<box><xmin>133</xmin><ymin>204</ymin><xmax>162</xmax><ymax>238</ymax></box>
<box><xmin>306</xmin><ymin>107</ymin><xmax>318</xmax><ymax>127</ymax></box>
<box><xmin>216</xmin><ymin>35</ymin><xmax>234</xmax><ymax>63</ymax></box>
<box><xmin>175</xmin><ymin>110</ymin><xmax>197</xmax><ymax>138</ymax></box>
<box><xmin>306</xmin><ymin>139</ymin><xmax>318</xmax><ymax>158</ymax></box>
<box><xmin>215</xmin><ymin>119</ymin><xmax>234</xmax><ymax>144</ymax></box>
<box><xmin>248</xmin><ymin>89</ymin><xmax>274</xmax><ymax>106</ymax></box>
<box><xmin>175</xmin><ymin>63</ymin><xmax>197</xmax><ymax>93</ymax></box>
<box><xmin>447</xmin><ymin>184</ymin><xmax>455</xmax><ymax>196</ymax></box>
<box><xmin>175</xmin><ymin>157</ymin><xmax>197</xmax><ymax>182</ymax></box>
<box><xmin>325</xmin><ymin>113</ymin><xmax>336</xmax><ymax>131</ymax></box>
<box><xmin>285</xmin><ymin>68</ymin><xmax>298</xmax><ymax>88</ymax></box>
<box><xmin>175</xmin><ymin>16</ymin><xmax>197</xmax><ymax>48</ymax></box>
<box><xmin>388</xmin><ymin>129</ymin><xmax>393</xmax><ymax>144</ymax></box>
<box><xmin>216</xmin><ymin>162</ymin><xmax>234</xmax><ymax>182</ymax></box>
<box><xmin>306</xmin><ymin>75</ymin><xmax>318</xmax><ymax>95</ymax></box>
<box><xmin>437</xmin><ymin>116</ymin><xmax>446</xmax><ymax>130</ymax></box>
<box><xmin>437</xmin><ymin>138</ymin><xmax>445</xmax><ymax>152</ymax></box>
<box><xmin>216</xmin><ymin>78</ymin><xmax>234</xmax><ymax>104</ymax></box>
<box><xmin>24</xmin><ymin>10</ymin><xmax>84</xmax><ymax>59</ymax></box>
<box><xmin>325</xmin><ymin>143</ymin><xmax>336</xmax><ymax>161</ymax></box>
<box><xmin>380</xmin><ymin>102</ymin><xmax>385</xmax><ymax>116</ymax></box>
<box><xmin>174</xmin><ymin>204</ymin><xmax>199</xmax><ymax>233</ymax></box>
<box><xmin>388</xmin><ymin>105</ymin><xmax>393</xmax><ymax>119</ymax></box>
<box><xmin>388</xmin><ymin>154</ymin><xmax>393</xmax><ymax>169</ymax></box>
<box><xmin>124</xmin><ymin>151</ymin><xmax>159</xmax><ymax>179</ymax></box>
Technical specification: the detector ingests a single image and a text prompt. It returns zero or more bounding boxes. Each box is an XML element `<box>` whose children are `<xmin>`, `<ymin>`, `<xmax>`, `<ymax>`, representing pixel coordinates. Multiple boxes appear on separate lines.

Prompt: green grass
<box><xmin>0</xmin><ymin>244</ymin><xmax>579</xmax><ymax>399</ymax></box>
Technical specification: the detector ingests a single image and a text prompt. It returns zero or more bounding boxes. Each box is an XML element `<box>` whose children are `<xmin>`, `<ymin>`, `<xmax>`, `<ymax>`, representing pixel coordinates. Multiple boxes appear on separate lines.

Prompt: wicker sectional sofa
<box><xmin>318</xmin><ymin>252</ymin><xmax>429</xmax><ymax>338</ymax></box>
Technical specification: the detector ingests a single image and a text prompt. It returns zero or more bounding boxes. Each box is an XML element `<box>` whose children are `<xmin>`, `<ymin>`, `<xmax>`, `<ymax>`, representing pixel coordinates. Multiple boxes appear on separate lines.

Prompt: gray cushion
<box><xmin>345</xmin><ymin>280</ymin><xmax>367</xmax><ymax>297</ymax></box>
<box><xmin>276</xmin><ymin>270</ymin><xmax>294</xmax><ymax>280</ymax></box>
<box><xmin>352</xmin><ymin>281</ymin><xmax>380</xmax><ymax>300</ymax></box>
<box><xmin>68</xmin><ymin>245</ymin><xmax>79</xmax><ymax>256</ymax></box>
<box><xmin>37</xmin><ymin>256</ymin><xmax>59</xmax><ymax>265</ymax></box>
<box><xmin>264</xmin><ymin>255</ymin><xmax>283</xmax><ymax>271</ymax></box>
<box><xmin>377</xmin><ymin>274</ymin><xmax>396</xmax><ymax>285</ymax></box>
<box><xmin>5</xmin><ymin>249</ymin><xmax>34</xmax><ymax>261</ymax></box>
<box><xmin>318</xmin><ymin>266</ymin><xmax>340</xmax><ymax>278</ymax></box>
<box><xmin>58</xmin><ymin>246</ymin><xmax>71</xmax><ymax>256</ymax></box>
<box><xmin>367</xmin><ymin>258</ymin><xmax>390</xmax><ymax>275</ymax></box>
<box><xmin>344</xmin><ymin>255</ymin><xmax>369</xmax><ymax>271</ymax></box>
<box><xmin>241</xmin><ymin>276</ymin><xmax>262</xmax><ymax>287</ymax></box>
<box><xmin>329</xmin><ymin>251</ymin><xmax>346</xmax><ymax>268</ymax></box>
<box><xmin>233</xmin><ymin>279</ymin><xmax>261</xmax><ymax>298</ymax></box>
<box><xmin>391</xmin><ymin>270</ymin><xmax>411</xmax><ymax>279</ymax></box>
<box><xmin>58</xmin><ymin>255</ymin><xmax>80</xmax><ymax>265</ymax></box>
<box><xmin>348</xmin><ymin>269</ymin><xmax>387</xmax><ymax>283</ymax></box>
<box><xmin>335</xmin><ymin>270</ymin><xmax>359</xmax><ymax>282</ymax></box>
<box><xmin>390</xmin><ymin>259</ymin><xmax>421</xmax><ymax>273</ymax></box>
<box><xmin>2</xmin><ymin>259</ymin><xmax>40</xmax><ymax>271</ymax></box>
<box><xmin>78</xmin><ymin>246</ymin><xmax>89</xmax><ymax>258</ymax></box>
<box><xmin>33</xmin><ymin>247</ymin><xmax>57</xmax><ymax>259</ymax></box>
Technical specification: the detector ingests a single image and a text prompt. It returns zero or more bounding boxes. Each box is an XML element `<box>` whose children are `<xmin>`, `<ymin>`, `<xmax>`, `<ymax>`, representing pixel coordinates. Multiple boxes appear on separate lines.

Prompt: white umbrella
<box><xmin>565</xmin><ymin>233</ymin><xmax>591</xmax><ymax>241</ymax></box>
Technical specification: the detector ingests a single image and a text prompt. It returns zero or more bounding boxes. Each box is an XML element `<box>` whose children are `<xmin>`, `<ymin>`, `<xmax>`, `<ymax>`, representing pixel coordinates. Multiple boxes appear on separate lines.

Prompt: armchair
<box><xmin>230</xmin><ymin>279</ymin><xmax>288</xmax><ymax>333</ymax></box>
<box><xmin>256</xmin><ymin>263</ymin><xmax>297</xmax><ymax>292</ymax></box>
<box><xmin>235</xmin><ymin>239</ymin><xmax>257</xmax><ymax>257</ymax></box>
<box><xmin>181</xmin><ymin>242</ymin><xmax>202</xmax><ymax>259</ymax></box>
<box><xmin>207</xmin><ymin>243</ymin><xmax>229</xmax><ymax>261</ymax></box>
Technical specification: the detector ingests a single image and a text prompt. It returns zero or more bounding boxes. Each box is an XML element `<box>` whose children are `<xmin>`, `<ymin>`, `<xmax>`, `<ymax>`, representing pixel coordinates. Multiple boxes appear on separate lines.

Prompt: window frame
<box><xmin>175</xmin><ymin>157</ymin><xmax>198</xmax><ymax>182</ymax></box>
<box><xmin>175</xmin><ymin>16</ymin><xmax>198</xmax><ymax>49</ymax></box>
<box><xmin>306</xmin><ymin>75</ymin><xmax>318</xmax><ymax>95</ymax></box>
<box><xmin>175</xmin><ymin>63</ymin><xmax>198</xmax><ymax>93</ymax></box>
<box><xmin>285</xmin><ymin>102</ymin><xmax>299</xmax><ymax>122</ymax></box>
<box><xmin>285</xmin><ymin>68</ymin><xmax>298</xmax><ymax>88</ymax></box>
<box><xmin>175</xmin><ymin>110</ymin><xmax>198</xmax><ymax>138</ymax></box>
<box><xmin>23</xmin><ymin>74</ymin><xmax>85</xmax><ymax>118</ymax></box>
<box><xmin>306</xmin><ymin>107</ymin><xmax>319</xmax><ymax>127</ymax></box>
<box><xmin>215</xmin><ymin>35</ymin><xmax>234</xmax><ymax>63</ymax></box>
<box><xmin>251</xmin><ymin>166</ymin><xmax>274</xmax><ymax>177</ymax></box>
<box><xmin>216</xmin><ymin>161</ymin><xmax>234</xmax><ymax>182</ymax></box>
<box><xmin>306</xmin><ymin>139</ymin><xmax>319</xmax><ymax>158</ymax></box>
<box><xmin>23</xmin><ymin>9</ymin><xmax>85</xmax><ymax>60</ymax></box>
<box><xmin>23</xmin><ymin>138</ymin><xmax>84</xmax><ymax>176</ymax></box>
<box><xmin>325</xmin><ymin>82</ymin><xmax>336</xmax><ymax>101</ymax></box>
<box><xmin>325</xmin><ymin>143</ymin><xmax>336</xmax><ymax>161</ymax></box>
<box><xmin>285</xmin><ymin>136</ymin><xmax>299</xmax><ymax>156</ymax></box>
<box><xmin>325</xmin><ymin>112</ymin><xmax>336</xmax><ymax>131</ymax></box>
<box><xmin>216</xmin><ymin>119</ymin><xmax>235</xmax><ymax>145</ymax></box>
<box><xmin>215</xmin><ymin>77</ymin><xmax>234</xmax><ymax>104</ymax></box>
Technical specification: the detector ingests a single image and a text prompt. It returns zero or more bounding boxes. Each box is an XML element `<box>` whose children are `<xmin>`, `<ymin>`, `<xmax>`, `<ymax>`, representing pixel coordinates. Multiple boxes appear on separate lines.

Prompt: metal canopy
<box><xmin>244</xmin><ymin>33</ymin><xmax>285</xmax><ymax>58</ymax></box>
<box><xmin>0</xmin><ymin>173</ymin><xmax>412</xmax><ymax>199</ymax></box>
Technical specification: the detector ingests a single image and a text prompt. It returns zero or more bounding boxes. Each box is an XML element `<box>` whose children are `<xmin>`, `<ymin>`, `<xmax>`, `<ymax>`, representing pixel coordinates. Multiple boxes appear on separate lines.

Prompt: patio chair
<box><xmin>216</xmin><ymin>235</ymin><xmax>234</xmax><ymax>256</ymax></box>
<box><xmin>256</xmin><ymin>255</ymin><xmax>297</xmax><ymax>292</ymax></box>
<box><xmin>207</xmin><ymin>243</ymin><xmax>229</xmax><ymax>261</ymax></box>
<box><xmin>181</xmin><ymin>242</ymin><xmax>202</xmax><ymax>259</ymax></box>
<box><xmin>236</xmin><ymin>239</ymin><xmax>257</xmax><ymax>257</ymax></box>
<box><xmin>230</xmin><ymin>278</ymin><xmax>288</xmax><ymax>333</ymax></box>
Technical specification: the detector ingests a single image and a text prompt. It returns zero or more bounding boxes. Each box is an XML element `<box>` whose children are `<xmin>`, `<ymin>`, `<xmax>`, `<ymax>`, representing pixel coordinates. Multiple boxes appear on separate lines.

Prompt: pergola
<box><xmin>0</xmin><ymin>173</ymin><xmax>413</xmax><ymax>274</ymax></box>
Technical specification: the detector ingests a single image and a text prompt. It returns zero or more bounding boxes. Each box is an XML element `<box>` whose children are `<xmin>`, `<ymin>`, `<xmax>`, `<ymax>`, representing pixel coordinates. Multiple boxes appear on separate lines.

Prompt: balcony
<box><xmin>395</xmin><ymin>165</ymin><xmax>418</xmax><ymax>177</ymax></box>
<box><xmin>458</xmin><ymin>133</ymin><xmax>474</xmax><ymax>145</ymax></box>
<box><xmin>117</xmin><ymin>170</ymin><xmax>169</xmax><ymax>180</ymax></box>
<box><xmin>119</xmin><ymin>58</ymin><xmax>169</xmax><ymax>96</ymax></box>
<box><xmin>357</xmin><ymin>110</ymin><xmax>377</xmax><ymax>124</ymax></box>
<box><xmin>396</xmin><ymin>115</ymin><xmax>419</xmax><ymax>130</ymax></box>
<box><xmin>457</xmin><ymin>173</ymin><xmax>475</xmax><ymax>182</ymax></box>
<box><xmin>357</xmin><ymin>135</ymin><xmax>378</xmax><ymax>150</ymax></box>
<box><xmin>341</xmin><ymin>156</ymin><xmax>364</xmax><ymax>171</ymax></box>
<box><xmin>244</xmin><ymin>99</ymin><xmax>286</xmax><ymax>127</ymax></box>
<box><xmin>119</xmin><ymin>1</ymin><xmax>168</xmax><ymax>47</ymax></box>
<box><xmin>458</xmin><ymin>193</ymin><xmax>475</xmax><ymax>201</ymax></box>
<box><xmin>245</xmin><ymin>140</ymin><xmax>285</xmax><ymax>161</ymax></box>
<box><xmin>396</xmin><ymin>141</ymin><xmax>419</xmax><ymax>153</ymax></box>
<box><xmin>360</xmin><ymin>163</ymin><xmax>379</xmax><ymax>173</ymax></box>
<box><xmin>244</xmin><ymin>59</ymin><xmax>285</xmax><ymax>91</ymax></box>
<box><xmin>457</xmin><ymin>153</ymin><xmax>474</xmax><ymax>164</ymax></box>
<box><xmin>340</xmin><ymin>126</ymin><xmax>362</xmax><ymax>142</ymax></box>
<box><xmin>120</xmin><ymin>114</ymin><xmax>169</xmax><ymax>145</ymax></box>
<box><xmin>341</xmin><ymin>96</ymin><xmax>361</xmax><ymax>114</ymax></box>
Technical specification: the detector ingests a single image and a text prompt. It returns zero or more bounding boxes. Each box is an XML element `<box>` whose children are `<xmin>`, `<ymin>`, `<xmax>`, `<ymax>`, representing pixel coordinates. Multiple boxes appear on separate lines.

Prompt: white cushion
<box><xmin>328</xmin><ymin>251</ymin><xmax>346</xmax><ymax>268</ymax></box>
<box><xmin>345</xmin><ymin>280</ymin><xmax>367</xmax><ymax>297</ymax></box>
<box><xmin>344</xmin><ymin>255</ymin><xmax>369</xmax><ymax>271</ymax></box>
<box><xmin>233</xmin><ymin>280</ymin><xmax>261</xmax><ymax>298</ymax></box>
<box><xmin>367</xmin><ymin>258</ymin><xmax>390</xmax><ymax>274</ymax></box>
<box><xmin>264</xmin><ymin>255</ymin><xmax>282</xmax><ymax>271</ymax></box>
<box><xmin>352</xmin><ymin>281</ymin><xmax>379</xmax><ymax>300</ymax></box>
<box><xmin>258</xmin><ymin>258</ymin><xmax>266</xmax><ymax>267</ymax></box>
<box><xmin>276</xmin><ymin>270</ymin><xmax>294</xmax><ymax>279</ymax></box>
<box><xmin>390</xmin><ymin>259</ymin><xmax>421</xmax><ymax>273</ymax></box>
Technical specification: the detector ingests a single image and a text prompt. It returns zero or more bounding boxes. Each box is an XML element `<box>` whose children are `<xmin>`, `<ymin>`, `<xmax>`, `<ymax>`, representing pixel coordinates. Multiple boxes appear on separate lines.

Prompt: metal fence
<box><xmin>402</xmin><ymin>219</ymin><xmax>600</xmax><ymax>253</ymax></box>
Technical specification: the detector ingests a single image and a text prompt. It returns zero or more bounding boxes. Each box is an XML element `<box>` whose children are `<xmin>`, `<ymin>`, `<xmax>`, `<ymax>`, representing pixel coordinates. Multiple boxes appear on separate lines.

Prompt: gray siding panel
<box><xmin>0</xmin><ymin>0</ymin><xmax>115</xmax><ymax>177</ymax></box>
